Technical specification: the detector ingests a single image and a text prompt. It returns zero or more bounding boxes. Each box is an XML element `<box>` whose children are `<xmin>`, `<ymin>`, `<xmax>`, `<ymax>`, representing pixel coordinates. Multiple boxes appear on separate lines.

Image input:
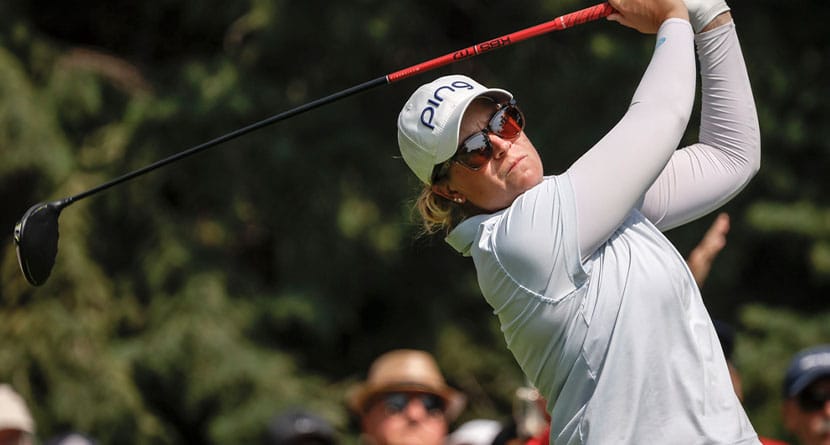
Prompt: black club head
<box><xmin>14</xmin><ymin>201</ymin><xmax>63</xmax><ymax>286</ymax></box>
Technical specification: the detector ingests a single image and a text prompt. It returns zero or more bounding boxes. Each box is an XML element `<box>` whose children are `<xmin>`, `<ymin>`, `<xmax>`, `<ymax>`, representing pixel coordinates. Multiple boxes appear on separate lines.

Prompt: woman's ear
<box><xmin>431</xmin><ymin>182</ymin><xmax>465</xmax><ymax>204</ymax></box>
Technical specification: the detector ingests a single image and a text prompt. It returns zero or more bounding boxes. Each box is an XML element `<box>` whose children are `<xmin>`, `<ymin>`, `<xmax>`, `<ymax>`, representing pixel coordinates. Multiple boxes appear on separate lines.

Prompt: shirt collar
<box><xmin>446</xmin><ymin>214</ymin><xmax>496</xmax><ymax>256</ymax></box>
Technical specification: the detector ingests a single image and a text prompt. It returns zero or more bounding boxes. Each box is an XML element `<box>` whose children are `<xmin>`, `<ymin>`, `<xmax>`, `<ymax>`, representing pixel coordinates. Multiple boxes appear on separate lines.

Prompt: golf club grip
<box><xmin>386</xmin><ymin>2</ymin><xmax>615</xmax><ymax>83</ymax></box>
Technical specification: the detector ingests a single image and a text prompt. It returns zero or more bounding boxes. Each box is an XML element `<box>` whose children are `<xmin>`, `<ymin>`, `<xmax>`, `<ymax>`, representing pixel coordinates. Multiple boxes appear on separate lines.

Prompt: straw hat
<box><xmin>0</xmin><ymin>384</ymin><xmax>34</xmax><ymax>434</ymax></box>
<box><xmin>348</xmin><ymin>349</ymin><xmax>466</xmax><ymax>420</ymax></box>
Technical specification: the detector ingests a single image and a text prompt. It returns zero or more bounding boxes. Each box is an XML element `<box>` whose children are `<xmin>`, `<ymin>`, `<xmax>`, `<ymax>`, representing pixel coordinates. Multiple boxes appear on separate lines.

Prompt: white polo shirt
<box><xmin>448</xmin><ymin>174</ymin><xmax>758</xmax><ymax>444</ymax></box>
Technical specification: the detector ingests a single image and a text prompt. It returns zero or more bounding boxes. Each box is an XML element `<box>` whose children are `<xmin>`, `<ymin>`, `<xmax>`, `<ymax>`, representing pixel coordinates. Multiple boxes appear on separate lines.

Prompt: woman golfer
<box><xmin>397</xmin><ymin>0</ymin><xmax>761</xmax><ymax>442</ymax></box>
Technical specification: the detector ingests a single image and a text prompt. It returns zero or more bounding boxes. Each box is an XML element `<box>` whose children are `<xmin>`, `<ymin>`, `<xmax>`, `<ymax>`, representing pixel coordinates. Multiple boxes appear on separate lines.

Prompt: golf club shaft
<box><xmin>62</xmin><ymin>2</ymin><xmax>614</xmax><ymax>208</ymax></box>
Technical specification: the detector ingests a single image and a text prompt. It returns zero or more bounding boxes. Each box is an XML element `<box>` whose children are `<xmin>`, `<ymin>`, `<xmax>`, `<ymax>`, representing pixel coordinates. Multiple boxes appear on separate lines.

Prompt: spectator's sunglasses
<box><xmin>378</xmin><ymin>392</ymin><xmax>446</xmax><ymax>416</ymax></box>
<box><xmin>797</xmin><ymin>385</ymin><xmax>830</xmax><ymax>411</ymax></box>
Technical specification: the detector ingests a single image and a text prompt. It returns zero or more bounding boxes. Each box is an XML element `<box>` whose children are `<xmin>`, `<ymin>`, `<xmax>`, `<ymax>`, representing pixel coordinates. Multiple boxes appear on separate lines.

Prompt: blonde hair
<box><xmin>411</xmin><ymin>96</ymin><xmax>498</xmax><ymax>236</ymax></box>
<box><xmin>413</xmin><ymin>182</ymin><xmax>476</xmax><ymax>237</ymax></box>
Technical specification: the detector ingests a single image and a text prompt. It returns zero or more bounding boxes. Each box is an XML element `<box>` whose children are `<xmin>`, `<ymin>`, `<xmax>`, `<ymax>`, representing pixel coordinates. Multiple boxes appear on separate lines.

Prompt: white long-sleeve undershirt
<box><xmin>569</xmin><ymin>20</ymin><xmax>760</xmax><ymax>258</ymax></box>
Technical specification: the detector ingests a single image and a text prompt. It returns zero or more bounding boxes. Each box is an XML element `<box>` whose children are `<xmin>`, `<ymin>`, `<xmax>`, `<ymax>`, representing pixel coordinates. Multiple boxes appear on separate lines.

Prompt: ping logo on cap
<box><xmin>420</xmin><ymin>80</ymin><xmax>475</xmax><ymax>130</ymax></box>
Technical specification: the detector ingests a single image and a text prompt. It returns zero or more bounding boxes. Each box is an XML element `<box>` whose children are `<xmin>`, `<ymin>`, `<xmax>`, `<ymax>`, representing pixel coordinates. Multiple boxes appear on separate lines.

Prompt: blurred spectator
<box><xmin>686</xmin><ymin>212</ymin><xmax>730</xmax><ymax>288</ymax></box>
<box><xmin>45</xmin><ymin>433</ymin><xmax>98</xmax><ymax>445</ymax></box>
<box><xmin>264</xmin><ymin>409</ymin><xmax>338</xmax><ymax>445</ymax></box>
<box><xmin>713</xmin><ymin>319</ymin><xmax>744</xmax><ymax>401</ymax></box>
<box><xmin>0</xmin><ymin>384</ymin><xmax>35</xmax><ymax>445</ymax></box>
<box><xmin>347</xmin><ymin>349</ymin><xmax>465</xmax><ymax>445</ymax></box>
<box><xmin>445</xmin><ymin>419</ymin><xmax>501</xmax><ymax>445</ymax></box>
<box><xmin>512</xmin><ymin>386</ymin><xmax>548</xmax><ymax>444</ymax></box>
<box><xmin>691</xmin><ymin>215</ymin><xmax>789</xmax><ymax>444</ymax></box>
<box><xmin>713</xmin><ymin>321</ymin><xmax>789</xmax><ymax>445</ymax></box>
<box><xmin>782</xmin><ymin>345</ymin><xmax>830</xmax><ymax>445</ymax></box>
<box><xmin>489</xmin><ymin>385</ymin><xmax>550</xmax><ymax>445</ymax></box>
<box><xmin>490</xmin><ymin>421</ymin><xmax>520</xmax><ymax>445</ymax></box>
<box><xmin>685</xmin><ymin>214</ymin><xmax>748</xmax><ymax>404</ymax></box>
<box><xmin>686</xmin><ymin>214</ymin><xmax>748</xmax><ymax>401</ymax></box>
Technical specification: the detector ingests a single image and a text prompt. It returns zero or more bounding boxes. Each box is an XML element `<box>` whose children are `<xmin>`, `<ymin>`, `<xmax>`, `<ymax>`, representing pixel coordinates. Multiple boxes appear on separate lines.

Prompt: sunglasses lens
<box><xmin>383</xmin><ymin>393</ymin><xmax>410</xmax><ymax>413</ymax></box>
<box><xmin>798</xmin><ymin>388</ymin><xmax>830</xmax><ymax>411</ymax></box>
<box><xmin>456</xmin><ymin>132</ymin><xmax>492</xmax><ymax>170</ymax></box>
<box><xmin>380</xmin><ymin>392</ymin><xmax>446</xmax><ymax>415</ymax></box>
<box><xmin>490</xmin><ymin>104</ymin><xmax>524</xmax><ymax>140</ymax></box>
<box><xmin>420</xmin><ymin>394</ymin><xmax>446</xmax><ymax>414</ymax></box>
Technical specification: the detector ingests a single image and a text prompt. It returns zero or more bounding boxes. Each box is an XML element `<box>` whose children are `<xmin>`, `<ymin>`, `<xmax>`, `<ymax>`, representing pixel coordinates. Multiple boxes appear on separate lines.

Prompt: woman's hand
<box><xmin>607</xmin><ymin>0</ymin><xmax>690</xmax><ymax>34</ymax></box>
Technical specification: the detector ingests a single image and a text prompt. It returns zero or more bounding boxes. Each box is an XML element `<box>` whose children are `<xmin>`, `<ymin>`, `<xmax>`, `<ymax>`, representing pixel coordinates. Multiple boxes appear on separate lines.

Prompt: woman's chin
<box><xmin>511</xmin><ymin>168</ymin><xmax>543</xmax><ymax>192</ymax></box>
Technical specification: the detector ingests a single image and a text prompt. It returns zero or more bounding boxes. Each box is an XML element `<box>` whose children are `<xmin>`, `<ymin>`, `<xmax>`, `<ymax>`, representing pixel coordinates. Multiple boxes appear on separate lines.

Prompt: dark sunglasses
<box><xmin>379</xmin><ymin>392</ymin><xmax>446</xmax><ymax>416</ymax></box>
<box><xmin>431</xmin><ymin>98</ymin><xmax>525</xmax><ymax>183</ymax></box>
<box><xmin>797</xmin><ymin>386</ymin><xmax>830</xmax><ymax>411</ymax></box>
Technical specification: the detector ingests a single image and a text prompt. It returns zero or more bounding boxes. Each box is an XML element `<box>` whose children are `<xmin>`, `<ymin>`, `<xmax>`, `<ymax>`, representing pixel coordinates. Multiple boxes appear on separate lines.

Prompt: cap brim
<box><xmin>787</xmin><ymin>369</ymin><xmax>830</xmax><ymax>397</ymax></box>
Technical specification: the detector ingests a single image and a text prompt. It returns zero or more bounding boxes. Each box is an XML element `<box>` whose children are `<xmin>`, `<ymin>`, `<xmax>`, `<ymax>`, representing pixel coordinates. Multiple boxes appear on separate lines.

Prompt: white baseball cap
<box><xmin>397</xmin><ymin>74</ymin><xmax>512</xmax><ymax>184</ymax></box>
<box><xmin>0</xmin><ymin>384</ymin><xmax>34</xmax><ymax>434</ymax></box>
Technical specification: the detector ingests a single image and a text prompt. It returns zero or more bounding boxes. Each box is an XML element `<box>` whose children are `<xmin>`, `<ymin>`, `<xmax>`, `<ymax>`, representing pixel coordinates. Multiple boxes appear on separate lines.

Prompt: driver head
<box><xmin>14</xmin><ymin>201</ymin><xmax>62</xmax><ymax>286</ymax></box>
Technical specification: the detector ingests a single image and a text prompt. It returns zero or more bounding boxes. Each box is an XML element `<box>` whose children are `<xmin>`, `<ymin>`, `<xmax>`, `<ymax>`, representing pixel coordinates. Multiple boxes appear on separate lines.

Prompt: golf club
<box><xmin>13</xmin><ymin>2</ymin><xmax>614</xmax><ymax>286</ymax></box>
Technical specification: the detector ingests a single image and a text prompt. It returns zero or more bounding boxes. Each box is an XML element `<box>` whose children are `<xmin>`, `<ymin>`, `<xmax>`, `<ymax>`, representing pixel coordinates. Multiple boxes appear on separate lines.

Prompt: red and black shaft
<box><xmin>14</xmin><ymin>2</ymin><xmax>614</xmax><ymax>286</ymax></box>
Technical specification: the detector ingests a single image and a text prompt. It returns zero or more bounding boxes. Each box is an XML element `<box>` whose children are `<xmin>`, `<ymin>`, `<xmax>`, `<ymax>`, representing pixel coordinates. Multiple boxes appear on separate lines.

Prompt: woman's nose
<box><xmin>489</xmin><ymin>133</ymin><xmax>512</xmax><ymax>158</ymax></box>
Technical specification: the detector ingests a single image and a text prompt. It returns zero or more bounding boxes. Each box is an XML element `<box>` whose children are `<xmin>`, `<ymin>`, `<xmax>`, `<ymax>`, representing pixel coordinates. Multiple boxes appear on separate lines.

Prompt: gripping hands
<box><xmin>607</xmin><ymin>0</ymin><xmax>689</xmax><ymax>34</ymax></box>
<box><xmin>683</xmin><ymin>0</ymin><xmax>730</xmax><ymax>32</ymax></box>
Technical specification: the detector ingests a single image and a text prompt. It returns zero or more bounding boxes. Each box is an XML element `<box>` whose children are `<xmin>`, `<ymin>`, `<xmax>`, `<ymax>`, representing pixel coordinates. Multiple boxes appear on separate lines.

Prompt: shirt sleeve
<box><xmin>567</xmin><ymin>19</ymin><xmax>697</xmax><ymax>258</ymax></box>
<box><xmin>639</xmin><ymin>22</ymin><xmax>761</xmax><ymax>230</ymax></box>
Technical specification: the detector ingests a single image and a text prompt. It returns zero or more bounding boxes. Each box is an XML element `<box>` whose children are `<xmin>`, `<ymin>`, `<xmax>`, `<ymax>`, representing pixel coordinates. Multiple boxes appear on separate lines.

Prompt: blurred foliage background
<box><xmin>1</xmin><ymin>0</ymin><xmax>828</xmax><ymax>443</ymax></box>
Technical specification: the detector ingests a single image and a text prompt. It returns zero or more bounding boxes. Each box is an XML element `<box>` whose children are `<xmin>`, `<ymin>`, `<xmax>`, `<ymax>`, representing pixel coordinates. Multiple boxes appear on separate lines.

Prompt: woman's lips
<box><xmin>505</xmin><ymin>155</ymin><xmax>527</xmax><ymax>177</ymax></box>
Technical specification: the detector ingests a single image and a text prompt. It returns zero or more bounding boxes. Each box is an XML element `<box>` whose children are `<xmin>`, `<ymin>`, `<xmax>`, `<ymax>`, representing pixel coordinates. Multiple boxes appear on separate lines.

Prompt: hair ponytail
<box><xmin>413</xmin><ymin>184</ymin><xmax>475</xmax><ymax>237</ymax></box>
